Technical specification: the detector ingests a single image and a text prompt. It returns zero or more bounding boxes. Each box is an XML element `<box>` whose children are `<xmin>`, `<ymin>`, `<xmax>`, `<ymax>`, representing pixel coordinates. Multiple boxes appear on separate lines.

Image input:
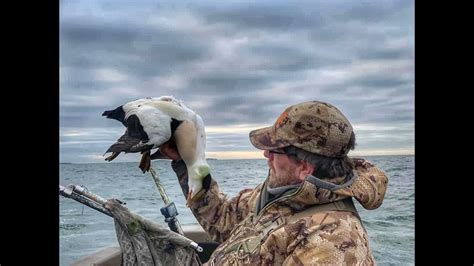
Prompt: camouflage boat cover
<box><xmin>105</xmin><ymin>199</ymin><xmax>201</xmax><ymax>266</ymax></box>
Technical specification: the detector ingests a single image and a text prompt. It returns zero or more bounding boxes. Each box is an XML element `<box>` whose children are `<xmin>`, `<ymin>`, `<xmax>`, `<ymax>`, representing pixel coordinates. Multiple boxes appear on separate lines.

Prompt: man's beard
<box><xmin>267</xmin><ymin>167</ymin><xmax>301</xmax><ymax>188</ymax></box>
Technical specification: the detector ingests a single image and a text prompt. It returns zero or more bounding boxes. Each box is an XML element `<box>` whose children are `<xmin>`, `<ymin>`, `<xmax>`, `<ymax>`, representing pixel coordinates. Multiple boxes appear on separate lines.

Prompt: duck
<box><xmin>102</xmin><ymin>96</ymin><xmax>210</xmax><ymax>205</ymax></box>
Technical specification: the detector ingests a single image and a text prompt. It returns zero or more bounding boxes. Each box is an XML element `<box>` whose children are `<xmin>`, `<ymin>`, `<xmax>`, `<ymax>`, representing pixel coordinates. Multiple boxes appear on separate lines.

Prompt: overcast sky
<box><xmin>60</xmin><ymin>0</ymin><xmax>414</xmax><ymax>163</ymax></box>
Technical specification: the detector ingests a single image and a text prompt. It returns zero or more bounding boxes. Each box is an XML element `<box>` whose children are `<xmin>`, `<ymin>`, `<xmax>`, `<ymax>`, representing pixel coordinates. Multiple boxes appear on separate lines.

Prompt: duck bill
<box><xmin>186</xmin><ymin>188</ymin><xmax>205</xmax><ymax>207</ymax></box>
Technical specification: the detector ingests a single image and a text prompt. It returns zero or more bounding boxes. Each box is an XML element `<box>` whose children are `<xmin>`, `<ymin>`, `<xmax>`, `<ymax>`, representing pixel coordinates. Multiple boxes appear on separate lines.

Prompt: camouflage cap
<box><xmin>249</xmin><ymin>101</ymin><xmax>354</xmax><ymax>158</ymax></box>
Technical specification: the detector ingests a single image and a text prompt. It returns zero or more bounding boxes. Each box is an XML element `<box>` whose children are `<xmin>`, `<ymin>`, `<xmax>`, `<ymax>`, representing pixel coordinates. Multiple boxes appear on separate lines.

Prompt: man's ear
<box><xmin>299</xmin><ymin>160</ymin><xmax>315</xmax><ymax>180</ymax></box>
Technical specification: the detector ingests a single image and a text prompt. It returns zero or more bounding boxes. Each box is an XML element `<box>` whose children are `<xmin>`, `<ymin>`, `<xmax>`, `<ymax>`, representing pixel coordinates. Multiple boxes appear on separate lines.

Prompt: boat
<box><xmin>71</xmin><ymin>224</ymin><xmax>219</xmax><ymax>265</ymax></box>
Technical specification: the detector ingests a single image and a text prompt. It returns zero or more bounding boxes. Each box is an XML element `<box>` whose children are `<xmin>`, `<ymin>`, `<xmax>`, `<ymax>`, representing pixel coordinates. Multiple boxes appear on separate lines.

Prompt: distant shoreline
<box><xmin>60</xmin><ymin>154</ymin><xmax>414</xmax><ymax>165</ymax></box>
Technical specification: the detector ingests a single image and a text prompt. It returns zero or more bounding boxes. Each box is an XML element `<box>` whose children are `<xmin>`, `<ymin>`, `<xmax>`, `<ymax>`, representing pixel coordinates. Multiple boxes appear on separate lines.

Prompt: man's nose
<box><xmin>263</xmin><ymin>150</ymin><xmax>271</xmax><ymax>159</ymax></box>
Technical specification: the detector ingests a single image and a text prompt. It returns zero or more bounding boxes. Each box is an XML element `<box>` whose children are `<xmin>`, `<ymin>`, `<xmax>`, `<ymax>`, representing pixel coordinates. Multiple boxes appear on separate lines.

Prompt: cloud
<box><xmin>60</xmin><ymin>0</ymin><xmax>414</xmax><ymax>162</ymax></box>
<box><xmin>94</xmin><ymin>68</ymin><xmax>128</xmax><ymax>82</ymax></box>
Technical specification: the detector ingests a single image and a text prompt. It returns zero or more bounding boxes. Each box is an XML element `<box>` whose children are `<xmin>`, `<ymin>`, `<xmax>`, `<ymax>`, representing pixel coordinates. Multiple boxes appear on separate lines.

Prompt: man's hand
<box><xmin>159</xmin><ymin>139</ymin><xmax>182</xmax><ymax>161</ymax></box>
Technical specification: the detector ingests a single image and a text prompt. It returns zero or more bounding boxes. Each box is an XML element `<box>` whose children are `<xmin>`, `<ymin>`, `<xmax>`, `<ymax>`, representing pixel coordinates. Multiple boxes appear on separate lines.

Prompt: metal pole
<box><xmin>70</xmin><ymin>184</ymin><xmax>109</xmax><ymax>205</ymax></box>
<box><xmin>59</xmin><ymin>185</ymin><xmax>113</xmax><ymax>216</ymax></box>
<box><xmin>149</xmin><ymin>167</ymin><xmax>184</xmax><ymax>235</ymax></box>
<box><xmin>149</xmin><ymin>167</ymin><xmax>172</xmax><ymax>205</ymax></box>
<box><xmin>59</xmin><ymin>183</ymin><xmax>202</xmax><ymax>252</ymax></box>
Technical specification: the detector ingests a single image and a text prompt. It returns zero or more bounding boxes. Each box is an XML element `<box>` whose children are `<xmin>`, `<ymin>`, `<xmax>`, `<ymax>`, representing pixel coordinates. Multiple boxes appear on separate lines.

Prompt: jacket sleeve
<box><xmin>171</xmin><ymin>160</ymin><xmax>258</xmax><ymax>243</ymax></box>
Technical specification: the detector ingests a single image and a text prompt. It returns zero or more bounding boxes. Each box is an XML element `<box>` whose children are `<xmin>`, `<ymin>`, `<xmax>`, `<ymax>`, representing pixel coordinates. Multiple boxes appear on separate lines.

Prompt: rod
<box><xmin>59</xmin><ymin>184</ymin><xmax>202</xmax><ymax>252</ymax></box>
<box><xmin>149</xmin><ymin>167</ymin><xmax>184</xmax><ymax>235</ymax></box>
<box><xmin>59</xmin><ymin>185</ymin><xmax>112</xmax><ymax>216</ymax></box>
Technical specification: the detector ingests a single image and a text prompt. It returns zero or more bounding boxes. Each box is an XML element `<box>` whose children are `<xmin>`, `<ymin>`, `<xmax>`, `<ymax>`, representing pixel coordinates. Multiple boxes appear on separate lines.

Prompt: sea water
<box><xmin>60</xmin><ymin>155</ymin><xmax>414</xmax><ymax>265</ymax></box>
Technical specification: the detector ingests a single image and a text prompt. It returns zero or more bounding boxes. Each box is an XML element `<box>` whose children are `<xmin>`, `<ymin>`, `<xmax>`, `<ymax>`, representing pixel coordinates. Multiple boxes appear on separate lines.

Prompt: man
<box><xmin>160</xmin><ymin>100</ymin><xmax>388</xmax><ymax>265</ymax></box>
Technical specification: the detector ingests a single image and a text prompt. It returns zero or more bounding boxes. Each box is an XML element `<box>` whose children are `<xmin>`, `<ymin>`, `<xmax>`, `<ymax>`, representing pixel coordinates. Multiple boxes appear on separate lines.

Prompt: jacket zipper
<box><xmin>254</xmin><ymin>183</ymin><xmax>306</xmax><ymax>222</ymax></box>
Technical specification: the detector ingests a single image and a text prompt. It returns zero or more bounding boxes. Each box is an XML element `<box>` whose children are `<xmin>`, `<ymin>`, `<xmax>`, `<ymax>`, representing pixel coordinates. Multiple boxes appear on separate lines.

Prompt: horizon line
<box><xmin>61</xmin><ymin>149</ymin><xmax>414</xmax><ymax>164</ymax></box>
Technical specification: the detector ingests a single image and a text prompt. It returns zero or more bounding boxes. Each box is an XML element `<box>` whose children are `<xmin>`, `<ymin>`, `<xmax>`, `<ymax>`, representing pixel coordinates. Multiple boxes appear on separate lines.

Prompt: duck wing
<box><xmin>105</xmin><ymin>133</ymin><xmax>141</xmax><ymax>153</ymax></box>
<box><xmin>104</xmin><ymin>129</ymin><xmax>152</xmax><ymax>162</ymax></box>
<box><xmin>125</xmin><ymin>114</ymin><xmax>149</xmax><ymax>140</ymax></box>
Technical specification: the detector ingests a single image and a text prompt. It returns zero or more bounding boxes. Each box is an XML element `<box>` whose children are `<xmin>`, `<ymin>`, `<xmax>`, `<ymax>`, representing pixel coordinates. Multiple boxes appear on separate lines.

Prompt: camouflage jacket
<box><xmin>171</xmin><ymin>158</ymin><xmax>388</xmax><ymax>265</ymax></box>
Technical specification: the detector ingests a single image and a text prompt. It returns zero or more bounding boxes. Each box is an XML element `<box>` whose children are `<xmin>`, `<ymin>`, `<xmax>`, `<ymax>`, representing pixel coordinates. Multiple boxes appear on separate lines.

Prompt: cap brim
<box><xmin>249</xmin><ymin>126</ymin><xmax>291</xmax><ymax>150</ymax></box>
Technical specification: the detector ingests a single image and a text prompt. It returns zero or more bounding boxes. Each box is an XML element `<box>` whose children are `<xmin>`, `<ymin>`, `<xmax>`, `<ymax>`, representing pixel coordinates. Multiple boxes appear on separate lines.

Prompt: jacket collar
<box><xmin>255</xmin><ymin>158</ymin><xmax>388</xmax><ymax>214</ymax></box>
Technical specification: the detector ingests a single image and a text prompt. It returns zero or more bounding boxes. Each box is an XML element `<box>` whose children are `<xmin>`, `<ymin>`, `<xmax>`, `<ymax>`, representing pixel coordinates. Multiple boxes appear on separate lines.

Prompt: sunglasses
<box><xmin>268</xmin><ymin>149</ymin><xmax>286</xmax><ymax>155</ymax></box>
<box><xmin>268</xmin><ymin>149</ymin><xmax>301</xmax><ymax>162</ymax></box>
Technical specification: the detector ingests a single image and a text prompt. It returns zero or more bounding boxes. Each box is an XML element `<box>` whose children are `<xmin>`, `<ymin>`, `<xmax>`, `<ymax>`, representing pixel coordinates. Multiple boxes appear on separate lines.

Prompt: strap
<box><xmin>262</xmin><ymin>197</ymin><xmax>359</xmax><ymax>238</ymax></box>
<box><xmin>287</xmin><ymin>197</ymin><xmax>358</xmax><ymax>224</ymax></box>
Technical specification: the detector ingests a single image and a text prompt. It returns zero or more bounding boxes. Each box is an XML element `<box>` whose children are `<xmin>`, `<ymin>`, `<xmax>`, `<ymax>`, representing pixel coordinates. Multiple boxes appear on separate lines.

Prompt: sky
<box><xmin>60</xmin><ymin>0</ymin><xmax>414</xmax><ymax>163</ymax></box>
